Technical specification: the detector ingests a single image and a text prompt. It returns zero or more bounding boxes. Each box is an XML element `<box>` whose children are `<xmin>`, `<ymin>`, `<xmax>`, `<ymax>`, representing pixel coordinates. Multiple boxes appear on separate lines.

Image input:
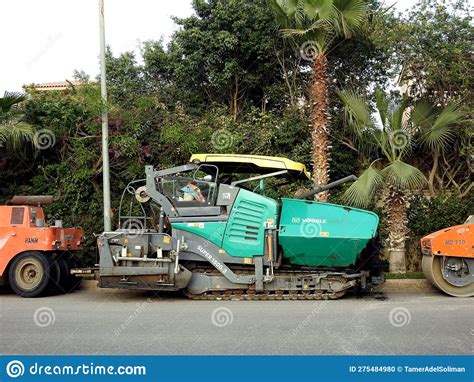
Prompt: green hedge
<box><xmin>405</xmin><ymin>191</ymin><xmax>474</xmax><ymax>271</ymax></box>
<box><xmin>407</xmin><ymin>191</ymin><xmax>473</xmax><ymax>238</ymax></box>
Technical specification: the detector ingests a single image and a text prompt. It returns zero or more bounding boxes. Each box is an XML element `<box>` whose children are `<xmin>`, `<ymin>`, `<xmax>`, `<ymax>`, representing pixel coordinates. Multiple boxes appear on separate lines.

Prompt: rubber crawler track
<box><xmin>183</xmin><ymin>265</ymin><xmax>353</xmax><ymax>300</ymax></box>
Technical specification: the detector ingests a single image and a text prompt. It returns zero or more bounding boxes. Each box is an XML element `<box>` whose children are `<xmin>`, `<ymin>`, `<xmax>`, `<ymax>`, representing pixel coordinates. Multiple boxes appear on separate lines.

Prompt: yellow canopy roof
<box><xmin>190</xmin><ymin>154</ymin><xmax>310</xmax><ymax>180</ymax></box>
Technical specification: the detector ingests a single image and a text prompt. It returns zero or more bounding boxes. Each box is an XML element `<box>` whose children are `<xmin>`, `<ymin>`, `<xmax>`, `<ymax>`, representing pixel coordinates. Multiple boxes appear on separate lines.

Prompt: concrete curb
<box><xmin>377</xmin><ymin>279</ymin><xmax>435</xmax><ymax>293</ymax></box>
<box><xmin>78</xmin><ymin>279</ymin><xmax>98</xmax><ymax>290</ymax></box>
<box><xmin>79</xmin><ymin>279</ymin><xmax>436</xmax><ymax>292</ymax></box>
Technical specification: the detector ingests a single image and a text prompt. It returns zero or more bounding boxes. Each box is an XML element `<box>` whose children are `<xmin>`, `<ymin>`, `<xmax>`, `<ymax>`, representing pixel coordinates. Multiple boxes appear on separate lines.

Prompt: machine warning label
<box><xmin>187</xmin><ymin>223</ymin><xmax>205</xmax><ymax>229</ymax></box>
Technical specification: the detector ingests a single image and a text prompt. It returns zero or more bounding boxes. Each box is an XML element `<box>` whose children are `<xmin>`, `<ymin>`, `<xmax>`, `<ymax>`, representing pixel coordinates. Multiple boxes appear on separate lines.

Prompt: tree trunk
<box><xmin>274</xmin><ymin>44</ymin><xmax>296</xmax><ymax>107</ymax></box>
<box><xmin>230</xmin><ymin>76</ymin><xmax>239</xmax><ymax>120</ymax></box>
<box><xmin>384</xmin><ymin>186</ymin><xmax>408</xmax><ymax>273</ymax></box>
<box><xmin>310</xmin><ymin>53</ymin><xmax>330</xmax><ymax>201</ymax></box>
<box><xmin>428</xmin><ymin>151</ymin><xmax>439</xmax><ymax>196</ymax></box>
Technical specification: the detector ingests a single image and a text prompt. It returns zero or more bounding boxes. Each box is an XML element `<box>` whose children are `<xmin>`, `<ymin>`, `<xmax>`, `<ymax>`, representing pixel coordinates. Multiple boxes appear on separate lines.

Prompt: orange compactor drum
<box><xmin>421</xmin><ymin>216</ymin><xmax>474</xmax><ymax>297</ymax></box>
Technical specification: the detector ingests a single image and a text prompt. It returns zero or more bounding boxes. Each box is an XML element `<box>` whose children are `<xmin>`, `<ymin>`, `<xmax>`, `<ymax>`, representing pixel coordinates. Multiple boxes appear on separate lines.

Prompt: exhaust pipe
<box><xmin>8</xmin><ymin>195</ymin><xmax>55</xmax><ymax>206</ymax></box>
<box><xmin>298</xmin><ymin>175</ymin><xmax>358</xmax><ymax>200</ymax></box>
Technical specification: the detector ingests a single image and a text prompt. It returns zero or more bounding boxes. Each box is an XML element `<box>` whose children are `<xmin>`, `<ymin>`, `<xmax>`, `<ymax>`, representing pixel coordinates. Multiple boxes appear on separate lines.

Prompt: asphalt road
<box><xmin>0</xmin><ymin>285</ymin><xmax>472</xmax><ymax>355</ymax></box>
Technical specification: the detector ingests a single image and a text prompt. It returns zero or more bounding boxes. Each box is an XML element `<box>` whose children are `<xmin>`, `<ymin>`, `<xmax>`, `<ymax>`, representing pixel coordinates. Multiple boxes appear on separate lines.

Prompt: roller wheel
<box><xmin>422</xmin><ymin>255</ymin><xmax>474</xmax><ymax>297</ymax></box>
<box><xmin>8</xmin><ymin>251</ymin><xmax>51</xmax><ymax>298</ymax></box>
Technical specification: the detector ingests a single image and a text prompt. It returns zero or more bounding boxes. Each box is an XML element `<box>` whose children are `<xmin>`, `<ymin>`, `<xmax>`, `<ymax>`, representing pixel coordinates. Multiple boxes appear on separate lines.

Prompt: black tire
<box><xmin>46</xmin><ymin>255</ymin><xmax>62</xmax><ymax>295</ymax></box>
<box><xmin>63</xmin><ymin>254</ymin><xmax>82</xmax><ymax>291</ymax></box>
<box><xmin>56</xmin><ymin>256</ymin><xmax>71</xmax><ymax>293</ymax></box>
<box><xmin>8</xmin><ymin>251</ymin><xmax>51</xmax><ymax>298</ymax></box>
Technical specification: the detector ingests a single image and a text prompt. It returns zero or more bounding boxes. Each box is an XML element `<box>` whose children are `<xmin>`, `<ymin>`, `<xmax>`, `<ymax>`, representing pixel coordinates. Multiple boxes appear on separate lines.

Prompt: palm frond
<box><xmin>295</xmin><ymin>0</ymin><xmax>309</xmax><ymax>27</ymax></box>
<box><xmin>343</xmin><ymin>165</ymin><xmax>383</xmax><ymax>208</ymax></box>
<box><xmin>277</xmin><ymin>0</ymin><xmax>299</xmax><ymax>17</ymax></box>
<box><xmin>415</xmin><ymin>103</ymin><xmax>464</xmax><ymax>153</ymax></box>
<box><xmin>374</xmin><ymin>88</ymin><xmax>389</xmax><ymax>128</ymax></box>
<box><xmin>270</xmin><ymin>0</ymin><xmax>300</xmax><ymax>27</ymax></box>
<box><xmin>0</xmin><ymin>122</ymin><xmax>35</xmax><ymax>150</ymax></box>
<box><xmin>388</xmin><ymin>95</ymin><xmax>407</xmax><ymax>132</ymax></box>
<box><xmin>281</xmin><ymin>26</ymin><xmax>315</xmax><ymax>37</ymax></box>
<box><xmin>0</xmin><ymin>92</ymin><xmax>30</xmax><ymax>114</ymax></box>
<box><xmin>309</xmin><ymin>27</ymin><xmax>335</xmax><ymax>51</ymax></box>
<box><xmin>337</xmin><ymin>88</ymin><xmax>373</xmax><ymax>135</ymax></box>
<box><xmin>302</xmin><ymin>0</ymin><xmax>334</xmax><ymax>20</ymax></box>
<box><xmin>332</xmin><ymin>0</ymin><xmax>367</xmax><ymax>38</ymax></box>
<box><xmin>411</xmin><ymin>100</ymin><xmax>435</xmax><ymax>129</ymax></box>
<box><xmin>432</xmin><ymin>105</ymin><xmax>464</xmax><ymax>130</ymax></box>
<box><xmin>281</xmin><ymin>12</ymin><xmax>331</xmax><ymax>40</ymax></box>
<box><xmin>421</xmin><ymin>125</ymin><xmax>454</xmax><ymax>154</ymax></box>
<box><xmin>381</xmin><ymin>159</ymin><xmax>426</xmax><ymax>190</ymax></box>
<box><xmin>426</xmin><ymin>105</ymin><xmax>464</xmax><ymax>152</ymax></box>
<box><xmin>269</xmin><ymin>0</ymin><xmax>290</xmax><ymax>25</ymax></box>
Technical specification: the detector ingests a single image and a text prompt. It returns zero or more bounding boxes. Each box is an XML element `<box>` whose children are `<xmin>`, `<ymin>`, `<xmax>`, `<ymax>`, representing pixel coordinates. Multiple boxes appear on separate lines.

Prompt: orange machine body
<box><xmin>0</xmin><ymin>205</ymin><xmax>84</xmax><ymax>282</ymax></box>
<box><xmin>420</xmin><ymin>222</ymin><xmax>473</xmax><ymax>259</ymax></box>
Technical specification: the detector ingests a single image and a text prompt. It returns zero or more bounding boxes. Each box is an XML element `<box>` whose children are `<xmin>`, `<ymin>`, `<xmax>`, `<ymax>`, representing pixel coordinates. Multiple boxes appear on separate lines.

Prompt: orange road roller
<box><xmin>421</xmin><ymin>216</ymin><xmax>473</xmax><ymax>297</ymax></box>
<box><xmin>0</xmin><ymin>196</ymin><xmax>84</xmax><ymax>297</ymax></box>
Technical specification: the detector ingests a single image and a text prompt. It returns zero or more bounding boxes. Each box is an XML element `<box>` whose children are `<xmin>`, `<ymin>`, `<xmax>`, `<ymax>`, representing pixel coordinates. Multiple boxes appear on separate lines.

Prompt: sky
<box><xmin>0</xmin><ymin>0</ymin><xmax>419</xmax><ymax>94</ymax></box>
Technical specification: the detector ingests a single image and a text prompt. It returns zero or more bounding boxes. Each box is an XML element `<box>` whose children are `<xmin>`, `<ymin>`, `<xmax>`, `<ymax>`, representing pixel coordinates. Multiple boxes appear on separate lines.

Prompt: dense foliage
<box><xmin>0</xmin><ymin>0</ymin><xmax>472</xmax><ymax>268</ymax></box>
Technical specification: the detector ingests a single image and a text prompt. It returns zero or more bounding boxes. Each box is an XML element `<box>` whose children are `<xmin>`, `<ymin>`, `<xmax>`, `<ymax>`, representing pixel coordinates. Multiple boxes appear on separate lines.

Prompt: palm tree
<box><xmin>411</xmin><ymin>101</ymin><xmax>465</xmax><ymax>196</ymax></box>
<box><xmin>338</xmin><ymin>88</ymin><xmax>427</xmax><ymax>273</ymax></box>
<box><xmin>270</xmin><ymin>0</ymin><xmax>368</xmax><ymax>201</ymax></box>
<box><xmin>0</xmin><ymin>91</ymin><xmax>35</xmax><ymax>151</ymax></box>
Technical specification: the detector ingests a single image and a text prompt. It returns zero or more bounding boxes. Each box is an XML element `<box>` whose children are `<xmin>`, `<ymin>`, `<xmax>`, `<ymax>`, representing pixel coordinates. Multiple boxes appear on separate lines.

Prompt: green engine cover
<box><xmin>170</xmin><ymin>189</ymin><xmax>279</xmax><ymax>259</ymax></box>
<box><xmin>171</xmin><ymin>221</ymin><xmax>227</xmax><ymax>248</ymax></box>
<box><xmin>222</xmin><ymin>189</ymin><xmax>279</xmax><ymax>258</ymax></box>
<box><xmin>278</xmin><ymin>198</ymin><xmax>379</xmax><ymax>267</ymax></box>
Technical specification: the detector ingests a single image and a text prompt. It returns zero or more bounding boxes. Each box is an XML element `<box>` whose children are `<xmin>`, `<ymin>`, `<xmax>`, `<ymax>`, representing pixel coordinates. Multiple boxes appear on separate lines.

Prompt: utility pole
<box><xmin>99</xmin><ymin>0</ymin><xmax>111</xmax><ymax>231</ymax></box>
